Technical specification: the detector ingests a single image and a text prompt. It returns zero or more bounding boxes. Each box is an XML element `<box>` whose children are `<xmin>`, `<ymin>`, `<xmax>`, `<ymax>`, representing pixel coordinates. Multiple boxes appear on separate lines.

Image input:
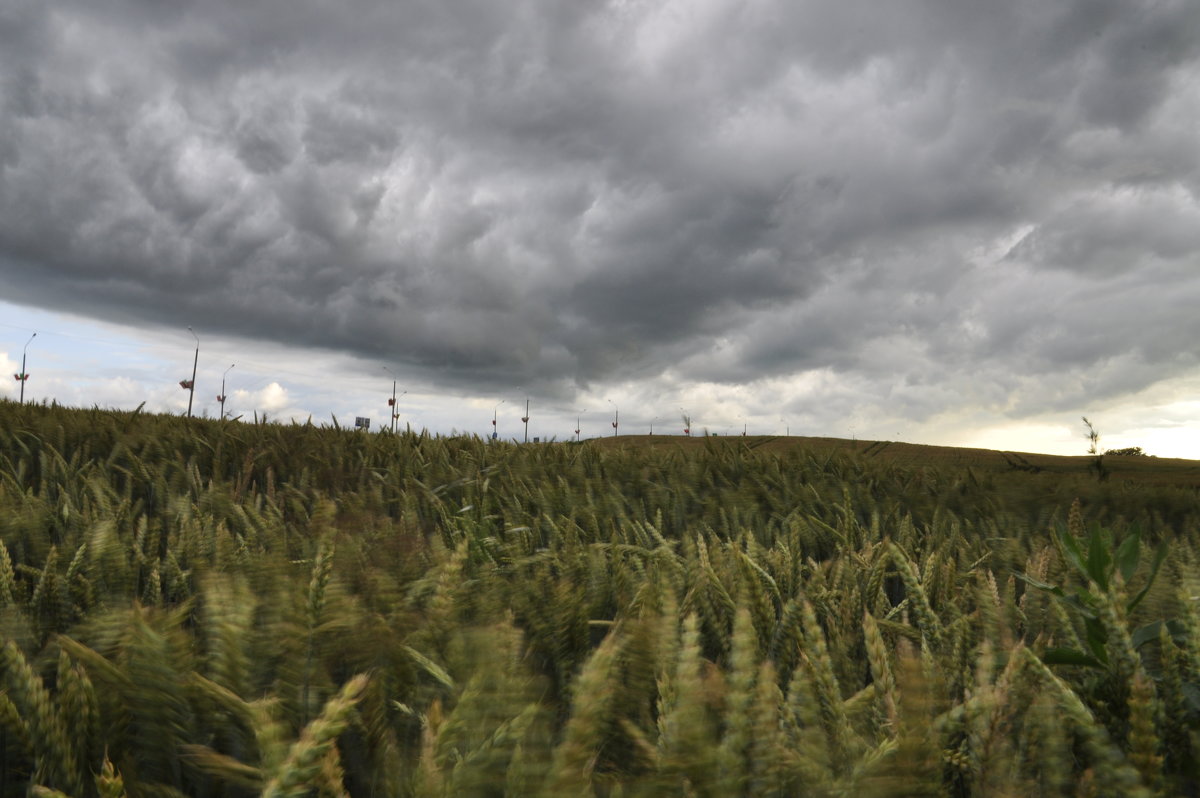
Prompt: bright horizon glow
<box><xmin>3</xmin><ymin>300</ymin><xmax>1196</xmax><ymax>460</ymax></box>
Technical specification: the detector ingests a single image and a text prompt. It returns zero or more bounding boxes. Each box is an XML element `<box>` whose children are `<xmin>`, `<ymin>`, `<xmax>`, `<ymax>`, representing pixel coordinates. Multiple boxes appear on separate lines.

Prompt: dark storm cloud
<box><xmin>1</xmin><ymin>0</ymin><xmax>1198</xmax><ymax>411</ymax></box>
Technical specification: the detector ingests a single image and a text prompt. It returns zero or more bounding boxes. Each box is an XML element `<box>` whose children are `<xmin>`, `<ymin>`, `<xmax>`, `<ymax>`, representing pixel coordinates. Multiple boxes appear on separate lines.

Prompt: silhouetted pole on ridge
<box><xmin>609</xmin><ymin>399</ymin><xmax>618</xmax><ymax>437</ymax></box>
<box><xmin>218</xmin><ymin>363</ymin><xmax>234</xmax><ymax>419</ymax></box>
<box><xmin>183</xmin><ymin>327</ymin><xmax>199</xmax><ymax>418</ymax></box>
<box><xmin>522</xmin><ymin>398</ymin><xmax>530</xmax><ymax>443</ymax></box>
<box><xmin>15</xmin><ymin>332</ymin><xmax>35</xmax><ymax>404</ymax></box>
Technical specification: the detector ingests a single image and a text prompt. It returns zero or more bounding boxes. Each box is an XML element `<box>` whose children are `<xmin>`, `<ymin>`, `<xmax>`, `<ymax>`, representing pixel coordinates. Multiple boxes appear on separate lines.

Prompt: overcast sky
<box><xmin>2</xmin><ymin>0</ymin><xmax>1199</xmax><ymax>455</ymax></box>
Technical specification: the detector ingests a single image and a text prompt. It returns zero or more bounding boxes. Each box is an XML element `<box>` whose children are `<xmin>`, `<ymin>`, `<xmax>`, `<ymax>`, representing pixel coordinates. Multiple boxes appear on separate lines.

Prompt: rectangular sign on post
<box><xmin>355</xmin><ymin>417</ymin><xmax>370</xmax><ymax>429</ymax></box>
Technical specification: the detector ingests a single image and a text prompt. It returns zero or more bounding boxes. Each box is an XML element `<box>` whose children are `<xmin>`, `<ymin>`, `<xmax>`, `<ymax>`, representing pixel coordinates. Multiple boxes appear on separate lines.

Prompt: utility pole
<box><xmin>521</xmin><ymin>398</ymin><xmax>530</xmax><ymax>443</ymax></box>
<box><xmin>15</xmin><ymin>332</ymin><xmax>35</xmax><ymax>404</ymax></box>
<box><xmin>608</xmin><ymin>399</ymin><xmax>618</xmax><ymax>437</ymax></box>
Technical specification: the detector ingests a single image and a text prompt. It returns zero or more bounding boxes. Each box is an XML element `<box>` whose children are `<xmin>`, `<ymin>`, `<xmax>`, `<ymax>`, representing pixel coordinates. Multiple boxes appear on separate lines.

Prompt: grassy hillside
<box><xmin>1</xmin><ymin>399</ymin><xmax>1199</xmax><ymax>796</ymax></box>
<box><xmin>595</xmin><ymin>434</ymin><xmax>1200</xmax><ymax>486</ymax></box>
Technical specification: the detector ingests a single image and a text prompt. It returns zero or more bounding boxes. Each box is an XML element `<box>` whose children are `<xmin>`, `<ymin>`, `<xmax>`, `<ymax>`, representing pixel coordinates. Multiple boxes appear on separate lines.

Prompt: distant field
<box><xmin>591</xmin><ymin>433</ymin><xmax>1200</xmax><ymax>486</ymax></box>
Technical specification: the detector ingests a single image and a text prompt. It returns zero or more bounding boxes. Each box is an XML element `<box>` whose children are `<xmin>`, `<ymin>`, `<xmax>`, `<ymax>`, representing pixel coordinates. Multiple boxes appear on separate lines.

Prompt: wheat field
<box><xmin>1</xmin><ymin>399</ymin><xmax>1199</xmax><ymax>797</ymax></box>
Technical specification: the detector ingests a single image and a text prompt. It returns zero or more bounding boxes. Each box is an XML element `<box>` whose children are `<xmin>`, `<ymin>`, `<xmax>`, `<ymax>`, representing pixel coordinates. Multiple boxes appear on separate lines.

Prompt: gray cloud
<box><xmin>2</xmin><ymin>0</ymin><xmax>1199</xmax><ymax>420</ymax></box>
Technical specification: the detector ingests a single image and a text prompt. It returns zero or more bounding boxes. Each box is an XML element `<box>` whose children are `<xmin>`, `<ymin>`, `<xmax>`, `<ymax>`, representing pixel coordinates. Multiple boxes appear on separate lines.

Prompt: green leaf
<box><xmin>1014</xmin><ymin>572</ymin><xmax>1065</xmax><ymax>596</ymax></box>
<box><xmin>1083</xmin><ymin>616</ymin><xmax>1109</xmax><ymax>665</ymax></box>
<box><xmin>1126</xmin><ymin>539</ymin><xmax>1169</xmax><ymax>614</ymax></box>
<box><xmin>1131</xmin><ymin>621</ymin><xmax>1164</xmax><ymax>650</ymax></box>
<box><xmin>1057</xmin><ymin>528</ymin><xmax>1090</xmax><ymax>583</ymax></box>
<box><xmin>402</xmin><ymin>645</ymin><xmax>456</xmax><ymax>691</ymax></box>
<box><xmin>1130</xmin><ymin>619</ymin><xmax>1187</xmax><ymax>650</ymax></box>
<box><xmin>1085</xmin><ymin>524</ymin><xmax>1111</xmax><ymax>592</ymax></box>
<box><xmin>1114</xmin><ymin>529</ymin><xmax>1141</xmax><ymax>584</ymax></box>
<box><xmin>1183</xmin><ymin>683</ymin><xmax>1200</xmax><ymax>718</ymax></box>
<box><xmin>1061</xmin><ymin>592</ymin><xmax>1098</xmax><ymax>619</ymax></box>
<box><xmin>1042</xmin><ymin>647</ymin><xmax>1105</xmax><ymax>669</ymax></box>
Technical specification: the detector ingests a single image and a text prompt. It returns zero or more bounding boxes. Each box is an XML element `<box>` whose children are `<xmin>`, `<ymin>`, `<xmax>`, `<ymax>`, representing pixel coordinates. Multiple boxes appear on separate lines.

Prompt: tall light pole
<box><xmin>521</xmin><ymin>398</ymin><xmax>530</xmax><ymax>443</ymax></box>
<box><xmin>575</xmin><ymin>409</ymin><xmax>586</xmax><ymax>442</ymax></box>
<box><xmin>217</xmin><ymin>363</ymin><xmax>234</xmax><ymax>419</ymax></box>
<box><xmin>492</xmin><ymin>400</ymin><xmax>505</xmax><ymax>441</ymax></box>
<box><xmin>181</xmin><ymin>327</ymin><xmax>199</xmax><ymax>418</ymax></box>
<box><xmin>608</xmin><ymin>399</ymin><xmax>618</xmax><ymax>437</ymax></box>
<box><xmin>383</xmin><ymin>367</ymin><xmax>406</xmax><ymax>434</ymax></box>
<box><xmin>650</xmin><ymin>416</ymin><xmax>658</xmax><ymax>435</ymax></box>
<box><xmin>681</xmin><ymin>408</ymin><xmax>691</xmax><ymax>437</ymax></box>
<box><xmin>15</xmin><ymin>332</ymin><xmax>35</xmax><ymax>404</ymax></box>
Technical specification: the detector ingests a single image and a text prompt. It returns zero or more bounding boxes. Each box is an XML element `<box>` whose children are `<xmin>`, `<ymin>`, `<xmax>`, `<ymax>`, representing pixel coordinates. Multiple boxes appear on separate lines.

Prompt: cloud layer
<box><xmin>2</xmin><ymin>0</ymin><xmax>1199</xmax><ymax>427</ymax></box>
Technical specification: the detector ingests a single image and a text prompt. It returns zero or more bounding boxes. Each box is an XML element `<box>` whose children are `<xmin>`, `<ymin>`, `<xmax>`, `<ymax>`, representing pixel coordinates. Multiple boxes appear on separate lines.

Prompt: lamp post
<box><xmin>681</xmin><ymin>408</ymin><xmax>691</xmax><ymax>437</ymax></box>
<box><xmin>217</xmin><ymin>363</ymin><xmax>234</xmax><ymax>419</ymax></box>
<box><xmin>181</xmin><ymin>327</ymin><xmax>199</xmax><ymax>418</ymax></box>
<box><xmin>608</xmin><ymin>399</ymin><xmax>618</xmax><ymax>437</ymax></box>
<box><xmin>492</xmin><ymin>400</ymin><xmax>505</xmax><ymax>441</ymax></box>
<box><xmin>521</xmin><ymin>398</ymin><xmax>530</xmax><ymax>443</ymax></box>
<box><xmin>383</xmin><ymin>367</ymin><xmax>406</xmax><ymax>434</ymax></box>
<box><xmin>649</xmin><ymin>416</ymin><xmax>658</xmax><ymax>435</ymax></box>
<box><xmin>575</xmin><ymin>409</ymin><xmax>586</xmax><ymax>442</ymax></box>
<box><xmin>14</xmin><ymin>332</ymin><xmax>35</xmax><ymax>404</ymax></box>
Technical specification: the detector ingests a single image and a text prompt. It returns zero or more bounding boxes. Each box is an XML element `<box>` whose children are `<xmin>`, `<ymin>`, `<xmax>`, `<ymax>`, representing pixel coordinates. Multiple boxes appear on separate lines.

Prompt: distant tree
<box><xmin>1105</xmin><ymin>446</ymin><xmax>1151</xmax><ymax>457</ymax></box>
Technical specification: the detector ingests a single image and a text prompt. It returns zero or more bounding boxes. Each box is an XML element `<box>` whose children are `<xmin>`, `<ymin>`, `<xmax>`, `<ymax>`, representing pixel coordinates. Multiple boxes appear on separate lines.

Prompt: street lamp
<box><xmin>649</xmin><ymin>416</ymin><xmax>658</xmax><ymax>435</ymax></box>
<box><xmin>608</xmin><ymin>399</ymin><xmax>618</xmax><ymax>437</ymax></box>
<box><xmin>217</xmin><ymin>364</ymin><xmax>234</xmax><ymax>419</ymax></box>
<box><xmin>14</xmin><ymin>332</ymin><xmax>35</xmax><ymax>404</ymax></box>
<box><xmin>521</xmin><ymin>398</ymin><xmax>530</xmax><ymax>443</ymax></box>
<box><xmin>492</xmin><ymin>400</ymin><xmax>505</xmax><ymax>441</ymax></box>
<box><xmin>383</xmin><ymin>367</ymin><xmax>406</xmax><ymax>434</ymax></box>
<box><xmin>575</xmin><ymin>409</ymin><xmax>586</xmax><ymax>442</ymax></box>
<box><xmin>181</xmin><ymin>327</ymin><xmax>199</xmax><ymax>418</ymax></box>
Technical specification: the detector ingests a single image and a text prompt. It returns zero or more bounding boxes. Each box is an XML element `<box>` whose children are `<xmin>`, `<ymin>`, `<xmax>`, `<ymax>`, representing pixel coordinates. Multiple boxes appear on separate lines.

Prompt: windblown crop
<box><xmin>1</xmin><ymin>399</ymin><xmax>1199</xmax><ymax>796</ymax></box>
